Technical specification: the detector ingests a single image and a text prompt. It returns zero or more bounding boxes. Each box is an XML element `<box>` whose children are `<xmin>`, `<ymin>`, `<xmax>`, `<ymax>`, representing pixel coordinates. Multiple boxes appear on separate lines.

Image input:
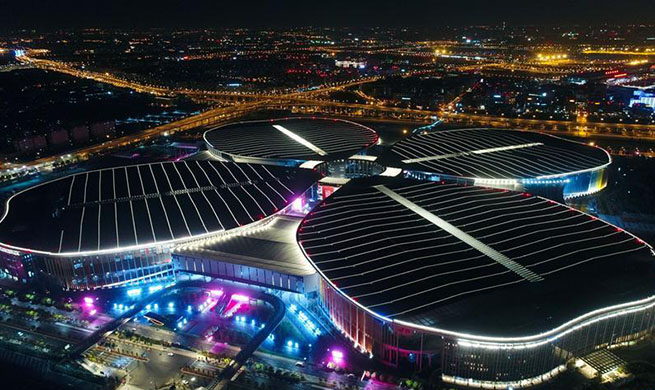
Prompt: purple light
<box><xmin>210</xmin><ymin>289</ymin><xmax>223</xmax><ymax>297</ymax></box>
<box><xmin>331</xmin><ymin>350</ymin><xmax>344</xmax><ymax>360</ymax></box>
<box><xmin>89</xmin><ymin>309</ymin><xmax>97</xmax><ymax>316</ymax></box>
<box><xmin>83</xmin><ymin>297</ymin><xmax>94</xmax><ymax>306</ymax></box>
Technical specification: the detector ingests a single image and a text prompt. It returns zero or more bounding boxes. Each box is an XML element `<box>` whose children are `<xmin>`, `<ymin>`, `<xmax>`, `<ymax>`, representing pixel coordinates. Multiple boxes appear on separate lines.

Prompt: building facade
<box><xmin>315</xmin><ymin>275</ymin><xmax>655</xmax><ymax>388</ymax></box>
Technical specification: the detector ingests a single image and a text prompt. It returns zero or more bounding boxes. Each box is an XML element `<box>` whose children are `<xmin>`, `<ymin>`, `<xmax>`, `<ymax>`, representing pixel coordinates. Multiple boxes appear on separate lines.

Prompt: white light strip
<box><xmin>379</xmin><ymin>167</ymin><xmax>403</xmax><ymax>177</ymax></box>
<box><xmin>319</xmin><ymin>177</ymin><xmax>350</xmax><ymax>185</ymax></box>
<box><xmin>442</xmin><ymin>364</ymin><xmax>566</xmax><ymax>389</ymax></box>
<box><xmin>348</xmin><ymin>154</ymin><xmax>378</xmax><ymax>161</ymax></box>
<box><xmin>401</xmin><ymin>142</ymin><xmax>543</xmax><ymax>164</ymax></box>
<box><xmin>299</xmin><ymin>160</ymin><xmax>324</xmax><ymax>169</ymax></box>
<box><xmin>375</xmin><ymin>185</ymin><xmax>543</xmax><ymax>282</ymax></box>
<box><xmin>100</xmin><ymin>269</ymin><xmax>172</xmax><ymax>289</ymax></box>
<box><xmin>272</xmin><ymin>124</ymin><xmax>327</xmax><ymax>156</ymax></box>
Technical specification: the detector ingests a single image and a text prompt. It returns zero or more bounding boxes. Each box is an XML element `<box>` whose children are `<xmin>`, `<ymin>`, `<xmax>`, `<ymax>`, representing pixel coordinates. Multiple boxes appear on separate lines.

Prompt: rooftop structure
<box><xmin>299</xmin><ymin>176</ymin><xmax>654</xmax><ymax>337</ymax></box>
<box><xmin>203</xmin><ymin>117</ymin><xmax>378</xmax><ymax>165</ymax></box>
<box><xmin>379</xmin><ymin>128</ymin><xmax>610</xmax><ymax>197</ymax></box>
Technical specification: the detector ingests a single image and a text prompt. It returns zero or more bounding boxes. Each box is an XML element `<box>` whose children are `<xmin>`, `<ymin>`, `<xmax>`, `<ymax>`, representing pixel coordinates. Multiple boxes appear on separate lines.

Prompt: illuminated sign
<box><xmin>319</xmin><ymin>185</ymin><xmax>337</xmax><ymax>200</ymax></box>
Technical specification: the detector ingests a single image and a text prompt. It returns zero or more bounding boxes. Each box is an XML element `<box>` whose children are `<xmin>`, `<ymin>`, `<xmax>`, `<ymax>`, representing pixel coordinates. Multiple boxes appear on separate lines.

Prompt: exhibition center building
<box><xmin>1</xmin><ymin>118</ymin><xmax>653</xmax><ymax>388</ymax></box>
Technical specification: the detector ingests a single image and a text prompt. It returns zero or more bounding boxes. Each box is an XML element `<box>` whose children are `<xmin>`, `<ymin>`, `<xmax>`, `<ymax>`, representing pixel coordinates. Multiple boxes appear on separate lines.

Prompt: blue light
<box><xmin>127</xmin><ymin>288</ymin><xmax>142</xmax><ymax>297</ymax></box>
<box><xmin>287</xmin><ymin>340</ymin><xmax>293</xmax><ymax>347</ymax></box>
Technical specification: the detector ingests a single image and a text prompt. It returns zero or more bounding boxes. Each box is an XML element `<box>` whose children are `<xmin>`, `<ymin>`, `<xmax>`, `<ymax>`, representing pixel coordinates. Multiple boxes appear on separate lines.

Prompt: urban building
<box><xmin>378</xmin><ymin>128</ymin><xmax>610</xmax><ymax>199</ymax></box>
<box><xmin>0</xmin><ymin>160</ymin><xmax>318</xmax><ymax>289</ymax></box>
<box><xmin>298</xmin><ymin>176</ymin><xmax>655</xmax><ymax>388</ymax></box>
<box><xmin>203</xmin><ymin>117</ymin><xmax>379</xmax><ymax>166</ymax></box>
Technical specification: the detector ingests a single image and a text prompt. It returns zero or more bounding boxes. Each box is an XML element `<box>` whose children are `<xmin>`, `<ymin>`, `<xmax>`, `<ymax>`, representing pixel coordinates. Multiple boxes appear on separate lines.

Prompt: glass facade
<box><xmin>38</xmin><ymin>246</ymin><xmax>174</xmax><ymax>290</ymax></box>
<box><xmin>0</xmin><ymin>246</ymin><xmax>35</xmax><ymax>284</ymax></box>
<box><xmin>316</xmin><ymin>275</ymin><xmax>655</xmax><ymax>388</ymax></box>
<box><xmin>562</xmin><ymin>167</ymin><xmax>608</xmax><ymax>199</ymax></box>
<box><xmin>173</xmin><ymin>253</ymin><xmax>306</xmax><ymax>293</ymax></box>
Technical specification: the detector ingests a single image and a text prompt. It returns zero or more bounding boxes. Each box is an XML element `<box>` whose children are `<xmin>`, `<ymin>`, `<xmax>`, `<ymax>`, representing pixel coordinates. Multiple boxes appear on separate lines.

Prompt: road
<box><xmin>209</xmin><ymin>291</ymin><xmax>286</xmax><ymax>390</ymax></box>
<box><xmin>5</xmin><ymin>54</ymin><xmax>382</xmax><ymax>172</ymax></box>
<box><xmin>270</xmin><ymin>98</ymin><xmax>655</xmax><ymax>140</ymax></box>
<box><xmin>6</xmin><ymin>54</ymin><xmax>655</xmax><ymax>175</ymax></box>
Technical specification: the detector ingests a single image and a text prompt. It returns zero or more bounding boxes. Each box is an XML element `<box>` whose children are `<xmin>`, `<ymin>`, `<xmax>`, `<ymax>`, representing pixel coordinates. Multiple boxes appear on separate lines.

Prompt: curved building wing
<box><xmin>383</xmin><ymin>128</ymin><xmax>609</xmax><ymax>179</ymax></box>
<box><xmin>299</xmin><ymin>177</ymin><xmax>655</xmax><ymax>386</ymax></box>
<box><xmin>0</xmin><ymin>161</ymin><xmax>318</xmax><ymax>256</ymax></box>
<box><xmin>299</xmin><ymin>177</ymin><xmax>653</xmax><ymax>335</ymax></box>
<box><xmin>204</xmin><ymin>117</ymin><xmax>378</xmax><ymax>164</ymax></box>
<box><xmin>380</xmin><ymin>128</ymin><xmax>610</xmax><ymax>198</ymax></box>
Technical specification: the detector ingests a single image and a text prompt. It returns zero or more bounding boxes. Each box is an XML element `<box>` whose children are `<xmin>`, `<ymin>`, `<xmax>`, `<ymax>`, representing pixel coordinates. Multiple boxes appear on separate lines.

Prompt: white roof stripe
<box><xmin>374</xmin><ymin>184</ymin><xmax>544</xmax><ymax>282</ymax></box>
<box><xmin>272</xmin><ymin>124</ymin><xmax>328</xmax><ymax>156</ymax></box>
<box><xmin>401</xmin><ymin>142</ymin><xmax>543</xmax><ymax>163</ymax></box>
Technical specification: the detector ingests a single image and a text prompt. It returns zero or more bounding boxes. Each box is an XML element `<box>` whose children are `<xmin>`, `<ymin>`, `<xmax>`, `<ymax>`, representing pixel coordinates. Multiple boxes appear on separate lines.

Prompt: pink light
<box><xmin>89</xmin><ymin>309</ymin><xmax>97</xmax><ymax>316</ymax></box>
<box><xmin>83</xmin><ymin>297</ymin><xmax>94</xmax><ymax>306</ymax></box>
<box><xmin>223</xmin><ymin>302</ymin><xmax>242</xmax><ymax>318</ymax></box>
<box><xmin>331</xmin><ymin>350</ymin><xmax>344</xmax><ymax>360</ymax></box>
<box><xmin>201</xmin><ymin>298</ymin><xmax>218</xmax><ymax>313</ymax></box>
<box><xmin>231</xmin><ymin>294</ymin><xmax>249</xmax><ymax>303</ymax></box>
<box><xmin>210</xmin><ymin>290</ymin><xmax>224</xmax><ymax>297</ymax></box>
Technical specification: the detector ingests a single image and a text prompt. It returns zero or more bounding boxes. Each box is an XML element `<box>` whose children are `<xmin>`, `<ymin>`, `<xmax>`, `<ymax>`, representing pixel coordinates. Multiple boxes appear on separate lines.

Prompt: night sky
<box><xmin>1</xmin><ymin>0</ymin><xmax>654</xmax><ymax>29</ymax></box>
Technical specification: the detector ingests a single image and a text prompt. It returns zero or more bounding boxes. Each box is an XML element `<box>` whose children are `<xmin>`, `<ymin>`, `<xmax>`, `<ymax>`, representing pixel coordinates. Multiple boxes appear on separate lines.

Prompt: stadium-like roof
<box><xmin>298</xmin><ymin>177</ymin><xmax>655</xmax><ymax>337</ymax></box>
<box><xmin>379</xmin><ymin>128</ymin><xmax>610</xmax><ymax>180</ymax></box>
<box><xmin>204</xmin><ymin>117</ymin><xmax>378</xmax><ymax>162</ymax></box>
<box><xmin>0</xmin><ymin>161</ymin><xmax>318</xmax><ymax>255</ymax></box>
